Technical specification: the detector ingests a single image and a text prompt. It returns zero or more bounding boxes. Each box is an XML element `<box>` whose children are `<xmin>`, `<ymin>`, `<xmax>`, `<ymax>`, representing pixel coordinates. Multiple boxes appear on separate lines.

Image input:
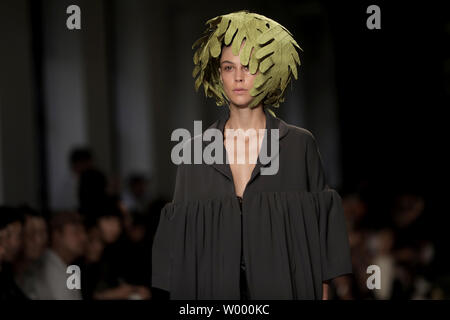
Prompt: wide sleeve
<box><xmin>151</xmin><ymin>202</ymin><xmax>174</xmax><ymax>292</ymax></box>
<box><xmin>152</xmin><ymin>164</ymin><xmax>185</xmax><ymax>292</ymax></box>
<box><xmin>305</xmin><ymin>132</ymin><xmax>353</xmax><ymax>281</ymax></box>
<box><xmin>315</xmin><ymin>190</ymin><xmax>353</xmax><ymax>282</ymax></box>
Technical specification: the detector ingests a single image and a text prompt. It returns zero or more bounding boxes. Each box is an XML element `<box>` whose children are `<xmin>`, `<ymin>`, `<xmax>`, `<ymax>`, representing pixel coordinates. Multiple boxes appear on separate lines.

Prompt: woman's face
<box><xmin>219</xmin><ymin>41</ymin><xmax>259</xmax><ymax>108</ymax></box>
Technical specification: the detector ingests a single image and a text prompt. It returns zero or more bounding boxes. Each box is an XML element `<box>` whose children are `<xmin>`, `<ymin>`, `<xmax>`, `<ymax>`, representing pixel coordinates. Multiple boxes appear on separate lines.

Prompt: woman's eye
<box><xmin>224</xmin><ymin>66</ymin><xmax>233</xmax><ymax>71</ymax></box>
<box><xmin>243</xmin><ymin>66</ymin><xmax>249</xmax><ymax>71</ymax></box>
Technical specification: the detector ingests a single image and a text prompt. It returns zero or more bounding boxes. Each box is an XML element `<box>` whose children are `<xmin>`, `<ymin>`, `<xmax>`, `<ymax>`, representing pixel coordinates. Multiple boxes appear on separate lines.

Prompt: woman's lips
<box><xmin>233</xmin><ymin>89</ymin><xmax>247</xmax><ymax>94</ymax></box>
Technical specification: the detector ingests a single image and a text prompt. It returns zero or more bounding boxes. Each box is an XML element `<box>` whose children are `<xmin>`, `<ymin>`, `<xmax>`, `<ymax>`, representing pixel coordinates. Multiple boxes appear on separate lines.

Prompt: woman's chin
<box><xmin>229</xmin><ymin>97</ymin><xmax>254</xmax><ymax>108</ymax></box>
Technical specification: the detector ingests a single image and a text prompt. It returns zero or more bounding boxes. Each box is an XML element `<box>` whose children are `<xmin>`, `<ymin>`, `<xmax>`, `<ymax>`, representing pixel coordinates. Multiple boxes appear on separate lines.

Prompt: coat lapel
<box><xmin>202</xmin><ymin>107</ymin><xmax>289</xmax><ymax>184</ymax></box>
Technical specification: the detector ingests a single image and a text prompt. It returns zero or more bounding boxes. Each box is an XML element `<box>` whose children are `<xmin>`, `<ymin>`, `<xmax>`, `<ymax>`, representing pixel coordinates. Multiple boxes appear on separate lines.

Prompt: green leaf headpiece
<box><xmin>192</xmin><ymin>10</ymin><xmax>303</xmax><ymax>113</ymax></box>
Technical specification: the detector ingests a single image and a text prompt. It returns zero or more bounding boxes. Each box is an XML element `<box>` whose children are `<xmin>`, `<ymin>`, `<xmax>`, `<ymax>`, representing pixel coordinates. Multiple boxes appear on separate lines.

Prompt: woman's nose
<box><xmin>234</xmin><ymin>69</ymin><xmax>244</xmax><ymax>82</ymax></box>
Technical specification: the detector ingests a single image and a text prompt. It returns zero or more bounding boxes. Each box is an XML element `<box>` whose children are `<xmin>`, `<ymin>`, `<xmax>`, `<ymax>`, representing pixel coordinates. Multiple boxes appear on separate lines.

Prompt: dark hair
<box><xmin>128</xmin><ymin>173</ymin><xmax>147</xmax><ymax>188</ymax></box>
<box><xmin>69</xmin><ymin>147</ymin><xmax>93</xmax><ymax>166</ymax></box>
<box><xmin>0</xmin><ymin>206</ymin><xmax>24</xmax><ymax>230</ymax></box>
<box><xmin>129</xmin><ymin>209</ymin><xmax>149</xmax><ymax>227</ymax></box>
<box><xmin>50</xmin><ymin>211</ymin><xmax>84</xmax><ymax>232</ymax></box>
<box><xmin>80</xmin><ymin>195</ymin><xmax>123</xmax><ymax>228</ymax></box>
<box><xmin>17</xmin><ymin>204</ymin><xmax>43</xmax><ymax>219</ymax></box>
<box><xmin>78</xmin><ymin>168</ymin><xmax>108</xmax><ymax>209</ymax></box>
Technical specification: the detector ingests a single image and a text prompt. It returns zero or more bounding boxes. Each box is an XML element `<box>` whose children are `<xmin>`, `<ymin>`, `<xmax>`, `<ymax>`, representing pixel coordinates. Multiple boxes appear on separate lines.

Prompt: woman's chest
<box><xmin>224</xmin><ymin>130</ymin><xmax>264</xmax><ymax>197</ymax></box>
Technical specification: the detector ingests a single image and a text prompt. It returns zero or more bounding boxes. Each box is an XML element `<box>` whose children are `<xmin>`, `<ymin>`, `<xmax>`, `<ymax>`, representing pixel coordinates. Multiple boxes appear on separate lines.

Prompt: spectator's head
<box><xmin>342</xmin><ymin>193</ymin><xmax>368</xmax><ymax>227</ymax></box>
<box><xmin>69</xmin><ymin>147</ymin><xmax>93</xmax><ymax>176</ymax></box>
<box><xmin>82</xmin><ymin>196</ymin><xmax>123</xmax><ymax>245</ymax></box>
<box><xmin>0</xmin><ymin>206</ymin><xmax>24</xmax><ymax>263</ymax></box>
<box><xmin>127</xmin><ymin>210</ymin><xmax>148</xmax><ymax>243</ymax></box>
<box><xmin>50</xmin><ymin>212</ymin><xmax>87</xmax><ymax>264</ymax></box>
<box><xmin>128</xmin><ymin>174</ymin><xmax>148</xmax><ymax>199</ymax></box>
<box><xmin>18</xmin><ymin>205</ymin><xmax>48</xmax><ymax>261</ymax></box>
<box><xmin>373</xmin><ymin>228</ymin><xmax>395</xmax><ymax>256</ymax></box>
<box><xmin>97</xmin><ymin>198</ymin><xmax>123</xmax><ymax>244</ymax></box>
<box><xmin>84</xmin><ymin>226</ymin><xmax>104</xmax><ymax>264</ymax></box>
<box><xmin>392</xmin><ymin>193</ymin><xmax>425</xmax><ymax>228</ymax></box>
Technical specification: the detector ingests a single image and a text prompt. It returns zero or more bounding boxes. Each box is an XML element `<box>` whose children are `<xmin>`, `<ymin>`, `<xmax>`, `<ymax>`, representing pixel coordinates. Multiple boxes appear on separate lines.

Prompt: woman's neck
<box><xmin>225</xmin><ymin>103</ymin><xmax>266</xmax><ymax>131</ymax></box>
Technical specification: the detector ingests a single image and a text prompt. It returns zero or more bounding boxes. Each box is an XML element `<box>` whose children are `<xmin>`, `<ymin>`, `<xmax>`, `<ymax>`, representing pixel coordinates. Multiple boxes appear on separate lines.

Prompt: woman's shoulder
<box><xmin>279</xmin><ymin>118</ymin><xmax>318</xmax><ymax>145</ymax></box>
<box><xmin>279</xmin><ymin>117</ymin><xmax>312</xmax><ymax>137</ymax></box>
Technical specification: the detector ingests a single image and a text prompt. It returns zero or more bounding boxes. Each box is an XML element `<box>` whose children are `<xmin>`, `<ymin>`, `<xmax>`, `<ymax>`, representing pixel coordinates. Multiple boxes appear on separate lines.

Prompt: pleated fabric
<box><xmin>152</xmin><ymin>188</ymin><xmax>352</xmax><ymax>300</ymax></box>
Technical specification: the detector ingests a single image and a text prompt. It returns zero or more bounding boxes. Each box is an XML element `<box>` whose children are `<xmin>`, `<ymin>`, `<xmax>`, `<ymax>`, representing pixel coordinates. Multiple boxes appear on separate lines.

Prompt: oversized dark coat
<box><xmin>152</xmin><ymin>107</ymin><xmax>353</xmax><ymax>300</ymax></box>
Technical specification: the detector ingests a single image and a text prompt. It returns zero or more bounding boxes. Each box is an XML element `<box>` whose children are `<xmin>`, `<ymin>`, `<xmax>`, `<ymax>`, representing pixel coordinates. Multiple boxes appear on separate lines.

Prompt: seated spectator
<box><xmin>14</xmin><ymin>205</ymin><xmax>49</xmax><ymax>298</ymax></box>
<box><xmin>114</xmin><ymin>210</ymin><xmax>152</xmax><ymax>299</ymax></box>
<box><xmin>121</xmin><ymin>173</ymin><xmax>150</xmax><ymax>214</ymax></box>
<box><xmin>28</xmin><ymin>211</ymin><xmax>87</xmax><ymax>300</ymax></box>
<box><xmin>82</xmin><ymin>196</ymin><xmax>149</xmax><ymax>299</ymax></box>
<box><xmin>70</xmin><ymin>147</ymin><xmax>109</xmax><ymax>216</ymax></box>
<box><xmin>0</xmin><ymin>206</ymin><xmax>28</xmax><ymax>300</ymax></box>
<box><xmin>80</xmin><ymin>225</ymin><xmax>104</xmax><ymax>300</ymax></box>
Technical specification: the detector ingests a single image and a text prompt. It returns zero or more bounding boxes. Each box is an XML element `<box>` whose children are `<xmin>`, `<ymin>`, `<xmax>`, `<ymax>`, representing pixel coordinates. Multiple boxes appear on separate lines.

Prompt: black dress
<box><xmin>152</xmin><ymin>107</ymin><xmax>352</xmax><ymax>299</ymax></box>
<box><xmin>237</xmin><ymin>195</ymin><xmax>249</xmax><ymax>300</ymax></box>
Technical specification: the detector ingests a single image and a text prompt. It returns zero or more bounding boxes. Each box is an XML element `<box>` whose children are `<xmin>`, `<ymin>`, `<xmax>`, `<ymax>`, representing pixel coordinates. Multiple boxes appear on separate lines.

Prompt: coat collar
<box><xmin>202</xmin><ymin>106</ymin><xmax>289</xmax><ymax>185</ymax></box>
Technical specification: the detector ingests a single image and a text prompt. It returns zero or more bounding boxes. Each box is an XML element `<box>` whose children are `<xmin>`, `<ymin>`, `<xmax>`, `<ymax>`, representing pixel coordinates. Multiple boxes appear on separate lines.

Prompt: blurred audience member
<box><xmin>114</xmin><ymin>210</ymin><xmax>152</xmax><ymax>299</ymax></box>
<box><xmin>369</xmin><ymin>228</ymin><xmax>395</xmax><ymax>299</ymax></box>
<box><xmin>390</xmin><ymin>193</ymin><xmax>434</xmax><ymax>299</ymax></box>
<box><xmin>81</xmin><ymin>195</ymin><xmax>148</xmax><ymax>299</ymax></box>
<box><xmin>122</xmin><ymin>173</ymin><xmax>150</xmax><ymax>214</ymax></box>
<box><xmin>80</xmin><ymin>225</ymin><xmax>104</xmax><ymax>300</ymax></box>
<box><xmin>27</xmin><ymin>212</ymin><xmax>87</xmax><ymax>299</ymax></box>
<box><xmin>14</xmin><ymin>205</ymin><xmax>48</xmax><ymax>298</ymax></box>
<box><xmin>70</xmin><ymin>147</ymin><xmax>109</xmax><ymax>216</ymax></box>
<box><xmin>70</xmin><ymin>147</ymin><xmax>94</xmax><ymax>177</ymax></box>
<box><xmin>0</xmin><ymin>206</ymin><xmax>28</xmax><ymax>300</ymax></box>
